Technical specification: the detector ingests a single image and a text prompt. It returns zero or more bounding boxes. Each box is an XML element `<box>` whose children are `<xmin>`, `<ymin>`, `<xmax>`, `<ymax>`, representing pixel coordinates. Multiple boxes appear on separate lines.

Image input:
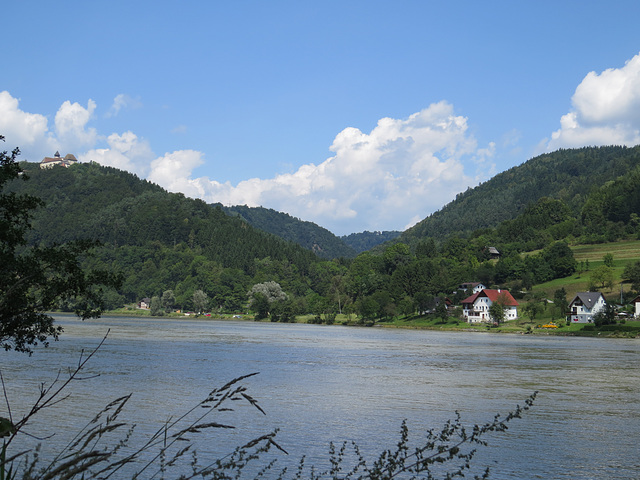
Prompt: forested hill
<box><xmin>219</xmin><ymin>204</ymin><xmax>357</xmax><ymax>259</ymax></box>
<box><xmin>10</xmin><ymin>162</ymin><xmax>337</xmax><ymax>264</ymax></box>
<box><xmin>341</xmin><ymin>230</ymin><xmax>402</xmax><ymax>254</ymax></box>
<box><xmin>9</xmin><ymin>161</ymin><xmax>318</xmax><ymax>273</ymax></box>
<box><xmin>398</xmin><ymin>145</ymin><xmax>640</xmax><ymax>247</ymax></box>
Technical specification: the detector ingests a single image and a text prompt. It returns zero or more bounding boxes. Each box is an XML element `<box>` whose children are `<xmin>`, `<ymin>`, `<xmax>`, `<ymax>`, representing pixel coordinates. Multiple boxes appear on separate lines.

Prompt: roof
<box><xmin>462</xmin><ymin>289</ymin><xmax>519</xmax><ymax>306</ymax></box>
<box><xmin>64</xmin><ymin>153</ymin><xmax>77</xmax><ymax>161</ymax></box>
<box><xmin>569</xmin><ymin>292</ymin><xmax>605</xmax><ymax>309</ymax></box>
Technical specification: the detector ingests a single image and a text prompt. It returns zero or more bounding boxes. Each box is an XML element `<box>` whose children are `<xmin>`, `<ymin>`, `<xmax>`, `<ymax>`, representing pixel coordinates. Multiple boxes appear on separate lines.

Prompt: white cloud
<box><xmin>0</xmin><ymin>90</ymin><xmax>490</xmax><ymax>234</ymax></box>
<box><xmin>106</xmin><ymin>94</ymin><xmax>142</xmax><ymax>118</ymax></box>
<box><xmin>546</xmin><ymin>52</ymin><xmax>640</xmax><ymax>150</ymax></box>
<box><xmin>81</xmin><ymin>131</ymin><xmax>154</xmax><ymax>175</ymax></box>
<box><xmin>148</xmin><ymin>150</ymin><xmax>205</xmax><ymax>192</ymax></box>
<box><xmin>54</xmin><ymin>99</ymin><xmax>99</xmax><ymax>152</ymax></box>
<box><xmin>148</xmin><ymin>102</ymin><xmax>490</xmax><ymax>234</ymax></box>
<box><xmin>0</xmin><ymin>91</ymin><xmax>56</xmax><ymax>157</ymax></box>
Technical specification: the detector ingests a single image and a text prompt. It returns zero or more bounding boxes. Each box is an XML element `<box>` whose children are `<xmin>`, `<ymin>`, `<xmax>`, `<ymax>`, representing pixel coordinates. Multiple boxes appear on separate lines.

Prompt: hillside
<box><xmin>398</xmin><ymin>145</ymin><xmax>640</xmax><ymax>247</ymax></box>
<box><xmin>341</xmin><ymin>230</ymin><xmax>402</xmax><ymax>253</ymax></box>
<box><xmin>219</xmin><ymin>204</ymin><xmax>357</xmax><ymax>259</ymax></box>
<box><xmin>10</xmin><ymin>162</ymin><xmax>331</xmax><ymax>265</ymax></box>
<box><xmin>7</xmin><ymin>162</ymin><xmax>321</xmax><ymax>309</ymax></box>
<box><xmin>5</xmin><ymin>145</ymin><xmax>640</xmax><ymax>326</ymax></box>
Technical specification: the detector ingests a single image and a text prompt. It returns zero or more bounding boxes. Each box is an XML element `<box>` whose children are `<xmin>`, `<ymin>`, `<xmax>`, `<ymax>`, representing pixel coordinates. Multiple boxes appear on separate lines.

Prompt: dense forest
<box><xmin>219</xmin><ymin>204</ymin><xmax>357</xmax><ymax>259</ymax></box>
<box><xmin>398</xmin><ymin>145</ymin><xmax>640</xmax><ymax>247</ymax></box>
<box><xmin>6</xmin><ymin>144</ymin><xmax>640</xmax><ymax>322</ymax></box>
<box><xmin>341</xmin><ymin>230</ymin><xmax>402</xmax><ymax>253</ymax></box>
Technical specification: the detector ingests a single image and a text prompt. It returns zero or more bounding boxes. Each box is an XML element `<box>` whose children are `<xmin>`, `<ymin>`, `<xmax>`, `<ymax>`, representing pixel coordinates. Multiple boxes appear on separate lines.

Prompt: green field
<box><xmin>530</xmin><ymin>239</ymin><xmax>640</xmax><ymax>301</ymax></box>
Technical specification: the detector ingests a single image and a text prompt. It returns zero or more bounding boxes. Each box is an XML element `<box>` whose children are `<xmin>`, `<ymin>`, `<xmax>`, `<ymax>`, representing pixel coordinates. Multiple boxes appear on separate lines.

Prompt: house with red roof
<box><xmin>462</xmin><ymin>289</ymin><xmax>519</xmax><ymax>323</ymax></box>
<box><xmin>40</xmin><ymin>151</ymin><xmax>77</xmax><ymax>169</ymax></box>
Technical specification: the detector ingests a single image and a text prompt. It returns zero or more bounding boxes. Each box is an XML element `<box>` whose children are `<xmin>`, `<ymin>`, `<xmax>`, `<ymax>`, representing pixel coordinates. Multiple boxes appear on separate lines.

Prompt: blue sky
<box><xmin>3</xmin><ymin>1</ymin><xmax>640</xmax><ymax>236</ymax></box>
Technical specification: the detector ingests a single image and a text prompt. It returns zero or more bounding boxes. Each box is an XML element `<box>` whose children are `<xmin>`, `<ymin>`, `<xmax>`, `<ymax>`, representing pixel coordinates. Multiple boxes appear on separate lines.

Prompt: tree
<box><xmin>589</xmin><ymin>265</ymin><xmax>614</xmax><ymax>290</ymax></box>
<box><xmin>435</xmin><ymin>299</ymin><xmax>449</xmax><ymax>323</ymax></box>
<box><xmin>593</xmin><ymin>302</ymin><xmax>616</xmax><ymax>327</ymax></box>
<box><xmin>603</xmin><ymin>253</ymin><xmax>614</xmax><ymax>268</ymax></box>
<box><xmin>248</xmin><ymin>281</ymin><xmax>288</xmax><ymax>320</ymax></box>
<box><xmin>192</xmin><ymin>289</ymin><xmax>209</xmax><ymax>315</ymax></box>
<box><xmin>149</xmin><ymin>295</ymin><xmax>163</xmax><ymax>316</ymax></box>
<box><xmin>161</xmin><ymin>289</ymin><xmax>175</xmax><ymax>313</ymax></box>
<box><xmin>488</xmin><ymin>293</ymin><xmax>511</xmax><ymax>325</ymax></box>
<box><xmin>553</xmin><ymin>288</ymin><xmax>568</xmax><ymax>322</ymax></box>
<box><xmin>623</xmin><ymin>260</ymin><xmax>640</xmax><ymax>292</ymax></box>
<box><xmin>543</xmin><ymin>241</ymin><xmax>577</xmax><ymax>279</ymax></box>
<box><xmin>0</xmin><ymin>136</ymin><xmax>121</xmax><ymax>353</ymax></box>
<box><xmin>523</xmin><ymin>299</ymin><xmax>544</xmax><ymax>321</ymax></box>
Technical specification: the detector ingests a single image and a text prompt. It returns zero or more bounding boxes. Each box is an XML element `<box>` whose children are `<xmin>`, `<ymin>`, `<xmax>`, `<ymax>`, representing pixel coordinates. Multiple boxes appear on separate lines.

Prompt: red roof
<box><xmin>462</xmin><ymin>289</ymin><xmax>518</xmax><ymax>306</ymax></box>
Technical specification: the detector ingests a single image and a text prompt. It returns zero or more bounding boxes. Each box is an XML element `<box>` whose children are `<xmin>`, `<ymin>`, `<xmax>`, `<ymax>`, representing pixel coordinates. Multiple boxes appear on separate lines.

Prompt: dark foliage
<box><xmin>221</xmin><ymin>204</ymin><xmax>357</xmax><ymax>259</ymax></box>
<box><xmin>399</xmin><ymin>145</ymin><xmax>640</xmax><ymax>246</ymax></box>
<box><xmin>341</xmin><ymin>230</ymin><xmax>402</xmax><ymax>253</ymax></box>
<box><xmin>0</xmin><ymin>137</ymin><xmax>121</xmax><ymax>353</ymax></box>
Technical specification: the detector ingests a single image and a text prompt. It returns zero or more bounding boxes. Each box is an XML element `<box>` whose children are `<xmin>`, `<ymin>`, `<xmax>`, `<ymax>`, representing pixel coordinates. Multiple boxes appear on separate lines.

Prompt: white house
<box><xmin>462</xmin><ymin>289</ymin><xmax>519</xmax><ymax>323</ymax></box>
<box><xmin>567</xmin><ymin>292</ymin><xmax>606</xmax><ymax>323</ymax></box>
<box><xmin>458</xmin><ymin>282</ymin><xmax>486</xmax><ymax>295</ymax></box>
<box><xmin>633</xmin><ymin>295</ymin><xmax>640</xmax><ymax>318</ymax></box>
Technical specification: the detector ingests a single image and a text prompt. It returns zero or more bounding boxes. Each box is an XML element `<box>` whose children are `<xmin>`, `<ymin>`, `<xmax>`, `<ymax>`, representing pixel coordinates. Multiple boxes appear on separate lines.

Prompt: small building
<box><xmin>568</xmin><ymin>292</ymin><xmax>606</xmax><ymax>323</ymax></box>
<box><xmin>434</xmin><ymin>296</ymin><xmax>454</xmax><ymax>312</ymax></box>
<box><xmin>486</xmin><ymin>246</ymin><xmax>500</xmax><ymax>259</ymax></box>
<box><xmin>458</xmin><ymin>282</ymin><xmax>486</xmax><ymax>295</ymax></box>
<box><xmin>138</xmin><ymin>297</ymin><xmax>151</xmax><ymax>309</ymax></box>
<box><xmin>462</xmin><ymin>289</ymin><xmax>519</xmax><ymax>323</ymax></box>
<box><xmin>40</xmin><ymin>151</ymin><xmax>78</xmax><ymax>169</ymax></box>
<box><xmin>632</xmin><ymin>295</ymin><xmax>640</xmax><ymax>318</ymax></box>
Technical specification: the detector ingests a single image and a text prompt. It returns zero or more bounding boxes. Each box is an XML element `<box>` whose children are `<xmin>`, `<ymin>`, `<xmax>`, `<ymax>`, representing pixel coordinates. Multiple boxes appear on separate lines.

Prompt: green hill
<box><xmin>7</xmin><ymin>161</ymin><xmax>321</xmax><ymax>310</ymax></box>
<box><xmin>341</xmin><ymin>230</ymin><xmax>402</xmax><ymax>254</ymax></box>
<box><xmin>219</xmin><ymin>204</ymin><xmax>356</xmax><ymax>259</ymax></box>
<box><xmin>398</xmin><ymin>145</ymin><xmax>640</xmax><ymax>247</ymax></box>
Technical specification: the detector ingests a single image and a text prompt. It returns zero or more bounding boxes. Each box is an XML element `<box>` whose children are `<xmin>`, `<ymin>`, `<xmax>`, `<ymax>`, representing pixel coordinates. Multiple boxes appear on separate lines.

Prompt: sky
<box><xmin>2</xmin><ymin>1</ymin><xmax>640</xmax><ymax>236</ymax></box>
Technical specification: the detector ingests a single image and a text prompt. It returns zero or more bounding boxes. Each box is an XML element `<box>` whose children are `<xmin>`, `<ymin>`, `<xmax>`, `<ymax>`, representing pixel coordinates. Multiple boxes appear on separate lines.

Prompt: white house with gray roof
<box><xmin>568</xmin><ymin>292</ymin><xmax>606</xmax><ymax>323</ymax></box>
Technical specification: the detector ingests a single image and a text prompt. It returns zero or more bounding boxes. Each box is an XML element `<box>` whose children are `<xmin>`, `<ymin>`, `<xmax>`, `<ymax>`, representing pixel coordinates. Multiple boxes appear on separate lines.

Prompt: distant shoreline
<box><xmin>53</xmin><ymin>311</ymin><xmax>639</xmax><ymax>339</ymax></box>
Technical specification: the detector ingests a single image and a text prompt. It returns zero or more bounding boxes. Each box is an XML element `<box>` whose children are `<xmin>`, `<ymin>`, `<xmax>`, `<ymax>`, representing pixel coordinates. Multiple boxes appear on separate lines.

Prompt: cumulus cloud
<box><xmin>148</xmin><ymin>150</ymin><xmax>205</xmax><ymax>192</ymax></box>
<box><xmin>0</xmin><ymin>89</ymin><xmax>491</xmax><ymax>234</ymax></box>
<box><xmin>546</xmin><ymin>52</ymin><xmax>640</xmax><ymax>150</ymax></box>
<box><xmin>54</xmin><ymin>99</ymin><xmax>98</xmax><ymax>150</ymax></box>
<box><xmin>106</xmin><ymin>94</ymin><xmax>142</xmax><ymax>118</ymax></box>
<box><xmin>81</xmin><ymin>131</ymin><xmax>154</xmax><ymax>175</ymax></box>
<box><xmin>0</xmin><ymin>91</ymin><xmax>56</xmax><ymax>157</ymax></box>
<box><xmin>148</xmin><ymin>102</ymin><xmax>490</xmax><ymax>234</ymax></box>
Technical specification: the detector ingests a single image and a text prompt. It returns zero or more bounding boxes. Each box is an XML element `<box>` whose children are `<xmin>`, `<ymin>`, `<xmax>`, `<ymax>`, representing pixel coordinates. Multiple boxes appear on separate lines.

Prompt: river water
<box><xmin>1</xmin><ymin>315</ymin><xmax>639</xmax><ymax>479</ymax></box>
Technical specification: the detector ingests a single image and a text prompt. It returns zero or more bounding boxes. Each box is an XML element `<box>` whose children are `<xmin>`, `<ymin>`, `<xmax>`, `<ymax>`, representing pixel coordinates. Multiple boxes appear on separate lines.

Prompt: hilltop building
<box><xmin>40</xmin><ymin>151</ymin><xmax>78</xmax><ymax>169</ymax></box>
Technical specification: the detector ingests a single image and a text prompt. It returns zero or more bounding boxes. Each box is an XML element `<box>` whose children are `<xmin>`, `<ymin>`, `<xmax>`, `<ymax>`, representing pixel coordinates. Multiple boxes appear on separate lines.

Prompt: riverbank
<box><xmin>92</xmin><ymin>307</ymin><xmax>640</xmax><ymax>338</ymax></box>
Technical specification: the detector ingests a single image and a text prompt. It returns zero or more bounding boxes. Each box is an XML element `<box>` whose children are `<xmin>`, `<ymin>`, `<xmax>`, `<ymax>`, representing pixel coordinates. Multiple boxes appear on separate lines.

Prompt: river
<box><xmin>1</xmin><ymin>315</ymin><xmax>639</xmax><ymax>479</ymax></box>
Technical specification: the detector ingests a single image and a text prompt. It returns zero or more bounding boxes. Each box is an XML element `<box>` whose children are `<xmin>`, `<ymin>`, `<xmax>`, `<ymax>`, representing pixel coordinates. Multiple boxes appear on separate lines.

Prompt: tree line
<box><xmin>6</xmin><ymin>141</ymin><xmax>640</xmax><ymax>332</ymax></box>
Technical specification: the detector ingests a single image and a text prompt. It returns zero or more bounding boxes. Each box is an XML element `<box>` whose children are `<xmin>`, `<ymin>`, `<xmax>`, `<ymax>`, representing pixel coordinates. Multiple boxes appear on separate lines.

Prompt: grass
<box><xmin>528</xmin><ymin>238</ymin><xmax>640</xmax><ymax>301</ymax></box>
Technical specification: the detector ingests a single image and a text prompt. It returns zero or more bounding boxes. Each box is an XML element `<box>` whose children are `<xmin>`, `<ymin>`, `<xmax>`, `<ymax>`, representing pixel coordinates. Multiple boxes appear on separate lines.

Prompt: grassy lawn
<box><xmin>528</xmin><ymin>239</ymin><xmax>640</xmax><ymax>301</ymax></box>
<box><xmin>571</xmin><ymin>239</ymin><xmax>640</xmax><ymax>264</ymax></box>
